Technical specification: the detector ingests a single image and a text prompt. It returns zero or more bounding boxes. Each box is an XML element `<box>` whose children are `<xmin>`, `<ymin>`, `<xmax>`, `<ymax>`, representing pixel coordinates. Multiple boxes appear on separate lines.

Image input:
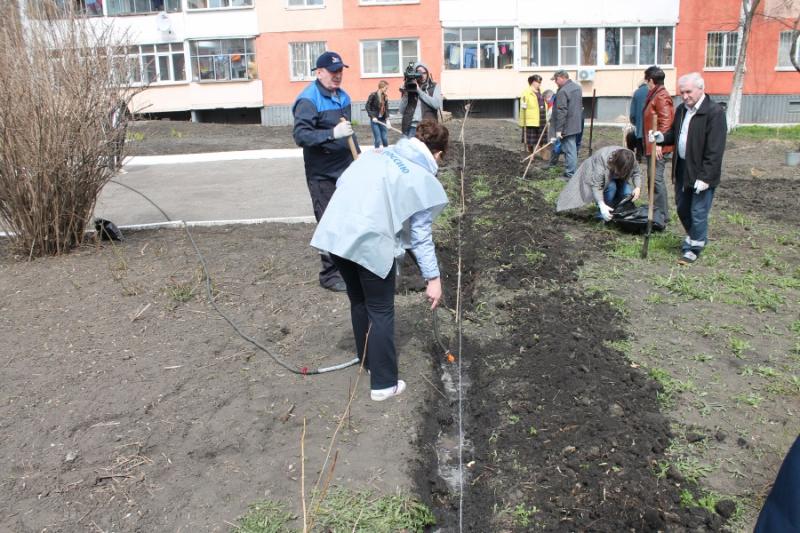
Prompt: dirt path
<box><xmin>2</xmin><ymin>117</ymin><xmax>798</xmax><ymax>532</ymax></box>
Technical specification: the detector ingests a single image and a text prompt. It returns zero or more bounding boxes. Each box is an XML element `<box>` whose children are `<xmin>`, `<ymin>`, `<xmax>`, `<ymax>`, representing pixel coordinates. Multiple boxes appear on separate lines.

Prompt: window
<box><xmin>778</xmin><ymin>31</ymin><xmax>800</xmax><ymax>68</ymax></box>
<box><xmin>359</xmin><ymin>0</ymin><xmax>418</xmax><ymax>3</ymax></box>
<box><xmin>287</xmin><ymin>0</ymin><xmax>323</xmax><ymax>7</ymax></box>
<box><xmin>361</xmin><ymin>39</ymin><xmax>418</xmax><ymax>75</ymax></box>
<box><xmin>522</xmin><ymin>28</ymin><xmax>596</xmax><ymax>67</ymax></box>
<box><xmin>107</xmin><ymin>0</ymin><xmax>181</xmax><ymax>15</ymax></box>
<box><xmin>604</xmin><ymin>27</ymin><xmax>673</xmax><ymax>66</ymax></box>
<box><xmin>290</xmin><ymin>41</ymin><xmax>326</xmax><ymax>80</ymax></box>
<box><xmin>188</xmin><ymin>0</ymin><xmax>252</xmax><ymax>8</ymax></box>
<box><xmin>190</xmin><ymin>38</ymin><xmax>256</xmax><ymax>81</ymax></box>
<box><xmin>114</xmin><ymin>43</ymin><xmax>186</xmax><ymax>85</ymax></box>
<box><xmin>705</xmin><ymin>31</ymin><xmax>739</xmax><ymax>68</ymax></box>
<box><xmin>443</xmin><ymin>27</ymin><xmax>514</xmax><ymax>70</ymax></box>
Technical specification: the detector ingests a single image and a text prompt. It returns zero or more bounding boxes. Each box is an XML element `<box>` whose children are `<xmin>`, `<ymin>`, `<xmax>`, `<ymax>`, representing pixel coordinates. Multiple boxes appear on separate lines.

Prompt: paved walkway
<box><xmin>94</xmin><ymin>149</ymin><xmax>315</xmax><ymax>228</ymax></box>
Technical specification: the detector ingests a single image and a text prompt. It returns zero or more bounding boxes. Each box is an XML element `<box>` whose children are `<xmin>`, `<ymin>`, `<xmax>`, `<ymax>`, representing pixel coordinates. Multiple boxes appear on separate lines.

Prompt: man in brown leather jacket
<box><xmin>642</xmin><ymin>66</ymin><xmax>674</xmax><ymax>221</ymax></box>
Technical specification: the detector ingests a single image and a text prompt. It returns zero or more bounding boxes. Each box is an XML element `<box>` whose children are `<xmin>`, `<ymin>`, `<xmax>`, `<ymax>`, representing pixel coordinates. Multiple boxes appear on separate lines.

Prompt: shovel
<box><xmin>641</xmin><ymin>112</ymin><xmax>658</xmax><ymax>259</ymax></box>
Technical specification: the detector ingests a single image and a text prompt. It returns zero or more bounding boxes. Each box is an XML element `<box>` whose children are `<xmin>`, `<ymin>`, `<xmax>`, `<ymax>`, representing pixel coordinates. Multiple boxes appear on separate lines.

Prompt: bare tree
<box><xmin>0</xmin><ymin>1</ymin><xmax>137</xmax><ymax>257</ymax></box>
<box><xmin>727</xmin><ymin>0</ymin><xmax>763</xmax><ymax>131</ymax></box>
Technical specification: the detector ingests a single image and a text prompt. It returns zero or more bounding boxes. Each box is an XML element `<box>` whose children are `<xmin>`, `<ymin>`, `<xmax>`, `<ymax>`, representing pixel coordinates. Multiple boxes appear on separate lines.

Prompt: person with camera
<box><xmin>366</xmin><ymin>80</ymin><xmax>390</xmax><ymax>148</ymax></box>
<box><xmin>398</xmin><ymin>62</ymin><xmax>442</xmax><ymax>138</ymax></box>
<box><xmin>292</xmin><ymin>51</ymin><xmax>359</xmax><ymax>292</ymax></box>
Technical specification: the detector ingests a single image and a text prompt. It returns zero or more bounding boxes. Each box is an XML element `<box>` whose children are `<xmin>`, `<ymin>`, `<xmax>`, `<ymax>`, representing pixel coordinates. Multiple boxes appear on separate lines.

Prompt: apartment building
<box><xmin>676</xmin><ymin>0</ymin><xmax>800</xmax><ymax>123</ymax></box>
<box><xmin>256</xmin><ymin>0</ymin><xmax>441</xmax><ymax>126</ymax></box>
<box><xmin>70</xmin><ymin>0</ymin><xmax>263</xmax><ymax>122</ymax></box>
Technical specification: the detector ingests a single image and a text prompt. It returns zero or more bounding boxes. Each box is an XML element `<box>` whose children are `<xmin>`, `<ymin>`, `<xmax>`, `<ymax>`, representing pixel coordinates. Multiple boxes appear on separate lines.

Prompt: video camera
<box><xmin>402</xmin><ymin>61</ymin><xmax>421</xmax><ymax>93</ymax></box>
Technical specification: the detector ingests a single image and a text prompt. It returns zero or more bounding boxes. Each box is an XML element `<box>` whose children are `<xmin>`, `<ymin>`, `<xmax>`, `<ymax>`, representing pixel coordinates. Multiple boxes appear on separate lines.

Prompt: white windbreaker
<box><xmin>310</xmin><ymin>137</ymin><xmax>448</xmax><ymax>279</ymax></box>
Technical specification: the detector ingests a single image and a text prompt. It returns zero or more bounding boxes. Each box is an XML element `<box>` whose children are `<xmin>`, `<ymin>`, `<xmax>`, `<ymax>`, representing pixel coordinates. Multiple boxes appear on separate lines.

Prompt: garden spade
<box><xmin>641</xmin><ymin>112</ymin><xmax>658</xmax><ymax>258</ymax></box>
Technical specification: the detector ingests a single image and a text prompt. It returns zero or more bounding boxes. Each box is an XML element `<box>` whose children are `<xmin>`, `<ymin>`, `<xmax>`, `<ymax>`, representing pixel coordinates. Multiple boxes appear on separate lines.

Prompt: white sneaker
<box><xmin>370</xmin><ymin>380</ymin><xmax>406</xmax><ymax>401</ymax></box>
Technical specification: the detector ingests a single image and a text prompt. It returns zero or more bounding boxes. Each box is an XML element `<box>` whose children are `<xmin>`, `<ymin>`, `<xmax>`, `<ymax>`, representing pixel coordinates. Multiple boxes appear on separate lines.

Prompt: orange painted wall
<box><xmin>258</xmin><ymin>0</ymin><xmax>441</xmax><ymax>107</ymax></box>
<box><xmin>675</xmin><ymin>0</ymin><xmax>800</xmax><ymax>95</ymax></box>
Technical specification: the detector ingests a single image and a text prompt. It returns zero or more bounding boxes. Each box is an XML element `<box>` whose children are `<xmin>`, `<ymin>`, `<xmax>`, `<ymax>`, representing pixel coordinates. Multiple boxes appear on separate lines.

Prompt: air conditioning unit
<box><xmin>577</xmin><ymin>68</ymin><xmax>596</xmax><ymax>82</ymax></box>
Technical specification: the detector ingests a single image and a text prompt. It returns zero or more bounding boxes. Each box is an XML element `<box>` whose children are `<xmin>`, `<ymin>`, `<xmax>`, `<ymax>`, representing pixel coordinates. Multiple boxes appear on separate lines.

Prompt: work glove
<box><xmin>556</xmin><ymin>131</ymin><xmax>563</xmax><ymax>140</ymax></box>
<box><xmin>549</xmin><ymin>137</ymin><xmax>557</xmax><ymax>145</ymax></box>
<box><xmin>386</xmin><ymin>119</ymin><xmax>391</xmax><ymax>128</ymax></box>
<box><xmin>521</xmin><ymin>102</ymin><xmax>528</xmax><ymax>109</ymax></box>
<box><xmin>693</xmin><ymin>179</ymin><xmax>710</xmax><ymax>193</ymax></box>
<box><xmin>371</xmin><ymin>117</ymin><xmax>378</xmax><ymax>123</ymax></box>
<box><xmin>598</xmin><ymin>202</ymin><xmax>613</xmax><ymax>222</ymax></box>
<box><xmin>648</xmin><ymin>130</ymin><xmax>664</xmax><ymax>143</ymax></box>
<box><xmin>333</xmin><ymin>120</ymin><xmax>354</xmax><ymax>139</ymax></box>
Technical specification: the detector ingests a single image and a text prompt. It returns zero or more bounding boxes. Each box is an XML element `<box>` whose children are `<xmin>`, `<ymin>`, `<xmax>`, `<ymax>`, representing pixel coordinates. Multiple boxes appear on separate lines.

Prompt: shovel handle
<box><xmin>340</xmin><ymin>117</ymin><xmax>358</xmax><ymax>160</ymax></box>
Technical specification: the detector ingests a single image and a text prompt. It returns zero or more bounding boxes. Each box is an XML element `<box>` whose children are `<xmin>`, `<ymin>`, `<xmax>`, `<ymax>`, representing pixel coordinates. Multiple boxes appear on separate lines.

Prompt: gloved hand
<box><xmin>521</xmin><ymin>102</ymin><xmax>528</xmax><ymax>109</ymax></box>
<box><xmin>556</xmin><ymin>131</ymin><xmax>563</xmax><ymax>140</ymax></box>
<box><xmin>371</xmin><ymin>117</ymin><xmax>378</xmax><ymax>123</ymax></box>
<box><xmin>386</xmin><ymin>119</ymin><xmax>391</xmax><ymax>128</ymax></box>
<box><xmin>549</xmin><ymin>137</ymin><xmax>557</xmax><ymax>145</ymax></box>
<box><xmin>333</xmin><ymin>120</ymin><xmax>354</xmax><ymax>139</ymax></box>
<box><xmin>693</xmin><ymin>179</ymin><xmax>709</xmax><ymax>193</ymax></box>
<box><xmin>648</xmin><ymin>130</ymin><xmax>664</xmax><ymax>143</ymax></box>
<box><xmin>598</xmin><ymin>202</ymin><xmax>613</xmax><ymax>222</ymax></box>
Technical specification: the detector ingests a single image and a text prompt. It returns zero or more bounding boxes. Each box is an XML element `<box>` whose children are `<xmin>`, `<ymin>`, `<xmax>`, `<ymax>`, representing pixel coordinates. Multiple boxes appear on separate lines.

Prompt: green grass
<box><xmin>610</xmin><ymin>231</ymin><xmax>682</xmax><ymax>261</ymax></box>
<box><xmin>648</xmin><ymin>367</ymin><xmax>696</xmax><ymax>407</ymax></box>
<box><xmin>233</xmin><ymin>490</ymin><xmax>435</xmax><ymax>533</ymax></box>
<box><xmin>530</xmin><ymin>178</ymin><xmax>566</xmax><ymax>205</ymax></box>
<box><xmin>126</xmin><ymin>131</ymin><xmax>145</xmax><ymax>142</ymax></box>
<box><xmin>512</xmin><ymin>503</ymin><xmax>539</xmax><ymax>527</ymax></box>
<box><xmin>166</xmin><ymin>280</ymin><xmax>195</xmax><ymax>303</ymax></box>
<box><xmin>729</xmin><ymin>124</ymin><xmax>800</xmax><ymax>141</ymax></box>
<box><xmin>471</xmin><ymin>174</ymin><xmax>492</xmax><ymax>200</ymax></box>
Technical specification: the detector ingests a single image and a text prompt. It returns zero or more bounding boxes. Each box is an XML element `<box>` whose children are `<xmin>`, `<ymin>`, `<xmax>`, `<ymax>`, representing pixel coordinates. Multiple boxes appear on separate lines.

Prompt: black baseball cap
<box><xmin>312</xmin><ymin>51</ymin><xmax>349</xmax><ymax>72</ymax></box>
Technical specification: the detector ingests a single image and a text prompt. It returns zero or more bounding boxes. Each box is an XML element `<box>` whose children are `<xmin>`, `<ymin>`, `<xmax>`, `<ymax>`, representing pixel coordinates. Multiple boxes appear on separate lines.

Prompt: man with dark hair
<box><xmin>292</xmin><ymin>51</ymin><xmax>359</xmax><ymax>291</ymax></box>
<box><xmin>519</xmin><ymin>74</ymin><xmax>546</xmax><ymax>153</ymax></box>
<box><xmin>643</xmin><ymin>66</ymin><xmax>675</xmax><ymax>222</ymax></box>
<box><xmin>629</xmin><ymin>78</ymin><xmax>649</xmax><ymax>161</ymax></box>
<box><xmin>549</xmin><ymin>70</ymin><xmax>583</xmax><ymax>178</ymax></box>
<box><xmin>652</xmin><ymin>72</ymin><xmax>727</xmax><ymax>265</ymax></box>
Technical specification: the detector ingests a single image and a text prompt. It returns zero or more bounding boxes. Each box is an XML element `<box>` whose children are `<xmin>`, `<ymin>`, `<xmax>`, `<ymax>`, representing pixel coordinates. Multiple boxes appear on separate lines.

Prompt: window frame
<box><xmin>189</xmin><ymin>37</ymin><xmax>257</xmax><ymax>82</ymax></box>
<box><xmin>186</xmin><ymin>0</ymin><xmax>253</xmax><ymax>11</ymax></box>
<box><xmin>114</xmin><ymin>42</ymin><xmax>188</xmax><ymax>86</ymax></box>
<box><xmin>704</xmin><ymin>31</ymin><xmax>739</xmax><ymax>70</ymax></box>
<box><xmin>106</xmin><ymin>0</ymin><xmax>182</xmax><ymax>16</ymax></box>
<box><xmin>360</xmin><ymin>38</ymin><xmax>420</xmax><ymax>77</ymax></box>
<box><xmin>285</xmin><ymin>0</ymin><xmax>325</xmax><ymax>10</ymax></box>
<box><xmin>443</xmin><ymin>27</ymin><xmax>515</xmax><ymax>70</ymax></box>
<box><xmin>777</xmin><ymin>30</ymin><xmax>800</xmax><ymax>70</ymax></box>
<box><xmin>289</xmin><ymin>41</ymin><xmax>326</xmax><ymax>81</ymax></box>
<box><xmin>358</xmin><ymin>0</ymin><xmax>419</xmax><ymax>4</ymax></box>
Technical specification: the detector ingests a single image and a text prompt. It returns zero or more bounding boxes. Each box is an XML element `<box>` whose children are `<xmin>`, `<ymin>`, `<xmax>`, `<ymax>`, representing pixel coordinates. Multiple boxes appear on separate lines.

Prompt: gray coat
<box><xmin>551</xmin><ymin>79</ymin><xmax>583</xmax><ymax>137</ymax></box>
<box><xmin>556</xmin><ymin>146</ymin><xmax>642</xmax><ymax>212</ymax></box>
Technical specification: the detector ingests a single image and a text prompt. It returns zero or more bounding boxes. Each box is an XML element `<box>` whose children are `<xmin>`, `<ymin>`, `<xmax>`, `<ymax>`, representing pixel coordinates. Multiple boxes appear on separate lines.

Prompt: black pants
<box><xmin>330</xmin><ymin>255</ymin><xmax>397</xmax><ymax>390</ymax></box>
<box><xmin>307</xmin><ymin>178</ymin><xmax>342</xmax><ymax>288</ymax></box>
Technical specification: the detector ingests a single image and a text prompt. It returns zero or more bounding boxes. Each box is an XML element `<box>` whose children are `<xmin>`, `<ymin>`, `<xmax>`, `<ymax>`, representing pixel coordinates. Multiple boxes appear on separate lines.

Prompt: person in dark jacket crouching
<box><xmin>310</xmin><ymin>120</ymin><xmax>448</xmax><ymax>401</ymax></box>
<box><xmin>651</xmin><ymin>72</ymin><xmax>726</xmax><ymax>265</ymax></box>
<box><xmin>292</xmin><ymin>51</ymin><xmax>360</xmax><ymax>292</ymax></box>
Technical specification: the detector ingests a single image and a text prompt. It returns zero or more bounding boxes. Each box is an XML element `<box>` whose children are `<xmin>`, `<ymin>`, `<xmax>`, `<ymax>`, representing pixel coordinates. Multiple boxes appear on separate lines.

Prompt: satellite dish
<box><xmin>156</xmin><ymin>13</ymin><xmax>172</xmax><ymax>35</ymax></box>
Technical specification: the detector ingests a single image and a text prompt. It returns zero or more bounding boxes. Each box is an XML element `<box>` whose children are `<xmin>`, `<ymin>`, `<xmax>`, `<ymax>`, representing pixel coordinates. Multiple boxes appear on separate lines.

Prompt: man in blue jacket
<box><xmin>292</xmin><ymin>51</ymin><xmax>360</xmax><ymax>292</ymax></box>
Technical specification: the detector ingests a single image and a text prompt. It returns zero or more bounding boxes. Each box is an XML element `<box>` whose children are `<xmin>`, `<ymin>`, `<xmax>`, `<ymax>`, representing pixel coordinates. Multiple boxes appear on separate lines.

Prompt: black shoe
<box><xmin>324</xmin><ymin>280</ymin><xmax>347</xmax><ymax>292</ymax></box>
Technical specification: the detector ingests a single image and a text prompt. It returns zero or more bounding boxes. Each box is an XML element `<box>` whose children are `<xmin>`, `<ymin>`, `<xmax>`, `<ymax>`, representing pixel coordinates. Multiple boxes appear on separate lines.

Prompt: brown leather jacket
<box><xmin>643</xmin><ymin>85</ymin><xmax>674</xmax><ymax>156</ymax></box>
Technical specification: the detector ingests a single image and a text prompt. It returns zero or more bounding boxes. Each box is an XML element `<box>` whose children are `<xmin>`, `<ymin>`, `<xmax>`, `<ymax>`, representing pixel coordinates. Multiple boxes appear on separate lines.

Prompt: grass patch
<box><xmin>530</xmin><ymin>178</ymin><xmax>566</xmax><ymax>205</ymax></box>
<box><xmin>648</xmin><ymin>367</ymin><xmax>696</xmax><ymax>407</ymax></box>
<box><xmin>729</xmin><ymin>124</ymin><xmax>800</xmax><ymax>141</ymax></box>
<box><xmin>471</xmin><ymin>174</ymin><xmax>492</xmax><ymax>200</ymax></box>
<box><xmin>231</xmin><ymin>500</ymin><xmax>295</xmax><ymax>533</ymax></box>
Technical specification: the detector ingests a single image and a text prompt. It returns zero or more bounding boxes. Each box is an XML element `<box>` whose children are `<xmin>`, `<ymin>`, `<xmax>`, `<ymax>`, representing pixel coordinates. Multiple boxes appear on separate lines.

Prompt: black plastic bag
<box><xmin>94</xmin><ymin>218</ymin><xmax>124</xmax><ymax>241</ymax></box>
<box><xmin>611</xmin><ymin>198</ymin><xmax>666</xmax><ymax>234</ymax></box>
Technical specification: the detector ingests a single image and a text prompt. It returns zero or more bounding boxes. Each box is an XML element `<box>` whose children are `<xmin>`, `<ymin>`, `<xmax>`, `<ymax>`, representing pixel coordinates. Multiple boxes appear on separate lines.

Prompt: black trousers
<box><xmin>307</xmin><ymin>178</ymin><xmax>342</xmax><ymax>288</ymax></box>
<box><xmin>330</xmin><ymin>255</ymin><xmax>397</xmax><ymax>390</ymax></box>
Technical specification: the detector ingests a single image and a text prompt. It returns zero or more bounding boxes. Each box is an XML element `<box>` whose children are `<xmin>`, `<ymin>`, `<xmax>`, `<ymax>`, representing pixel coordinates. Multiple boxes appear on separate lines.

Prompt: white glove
<box><xmin>386</xmin><ymin>119</ymin><xmax>391</xmax><ymax>128</ymax></box>
<box><xmin>549</xmin><ymin>137</ymin><xmax>557</xmax><ymax>144</ymax></box>
<box><xmin>371</xmin><ymin>117</ymin><xmax>378</xmax><ymax>123</ymax></box>
<box><xmin>598</xmin><ymin>202</ymin><xmax>613</xmax><ymax>222</ymax></box>
<box><xmin>521</xmin><ymin>102</ymin><xmax>528</xmax><ymax>109</ymax></box>
<box><xmin>693</xmin><ymin>180</ymin><xmax>709</xmax><ymax>193</ymax></box>
<box><xmin>556</xmin><ymin>131</ymin><xmax>563</xmax><ymax>140</ymax></box>
<box><xmin>333</xmin><ymin>121</ymin><xmax>353</xmax><ymax>139</ymax></box>
<box><xmin>648</xmin><ymin>130</ymin><xmax>664</xmax><ymax>143</ymax></box>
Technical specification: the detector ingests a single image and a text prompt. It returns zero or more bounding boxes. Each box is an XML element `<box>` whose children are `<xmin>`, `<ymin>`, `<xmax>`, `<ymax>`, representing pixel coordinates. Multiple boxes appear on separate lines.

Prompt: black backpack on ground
<box><xmin>611</xmin><ymin>196</ymin><xmax>666</xmax><ymax>234</ymax></box>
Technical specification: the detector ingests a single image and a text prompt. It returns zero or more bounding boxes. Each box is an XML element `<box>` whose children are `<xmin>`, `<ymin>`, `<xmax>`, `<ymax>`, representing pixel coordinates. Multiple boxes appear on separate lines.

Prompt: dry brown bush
<box><xmin>0</xmin><ymin>1</ymin><xmax>136</xmax><ymax>256</ymax></box>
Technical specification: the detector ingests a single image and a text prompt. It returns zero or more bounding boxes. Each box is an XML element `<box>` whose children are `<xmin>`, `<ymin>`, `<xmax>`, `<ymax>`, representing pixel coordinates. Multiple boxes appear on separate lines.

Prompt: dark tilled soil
<box><xmin>413</xmin><ymin>144</ymin><xmax>725</xmax><ymax>532</ymax></box>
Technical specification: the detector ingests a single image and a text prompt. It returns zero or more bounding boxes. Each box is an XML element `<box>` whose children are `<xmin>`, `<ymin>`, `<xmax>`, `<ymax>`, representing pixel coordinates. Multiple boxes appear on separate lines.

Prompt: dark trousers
<box><xmin>674</xmin><ymin>157</ymin><xmax>715</xmax><ymax>256</ymax></box>
<box><xmin>648</xmin><ymin>152</ymin><xmax>671</xmax><ymax>220</ymax></box>
<box><xmin>307</xmin><ymin>178</ymin><xmax>342</xmax><ymax>288</ymax></box>
<box><xmin>331</xmin><ymin>255</ymin><xmax>397</xmax><ymax>390</ymax></box>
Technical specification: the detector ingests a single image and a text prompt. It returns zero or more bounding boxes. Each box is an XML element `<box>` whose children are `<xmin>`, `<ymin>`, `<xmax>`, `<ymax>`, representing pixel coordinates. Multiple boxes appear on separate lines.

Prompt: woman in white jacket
<box><xmin>311</xmin><ymin>120</ymin><xmax>449</xmax><ymax>401</ymax></box>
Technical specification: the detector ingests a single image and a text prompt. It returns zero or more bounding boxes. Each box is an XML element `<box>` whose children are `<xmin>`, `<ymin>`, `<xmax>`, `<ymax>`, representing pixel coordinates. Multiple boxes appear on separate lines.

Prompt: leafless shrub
<box><xmin>0</xmin><ymin>1</ymin><xmax>138</xmax><ymax>256</ymax></box>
